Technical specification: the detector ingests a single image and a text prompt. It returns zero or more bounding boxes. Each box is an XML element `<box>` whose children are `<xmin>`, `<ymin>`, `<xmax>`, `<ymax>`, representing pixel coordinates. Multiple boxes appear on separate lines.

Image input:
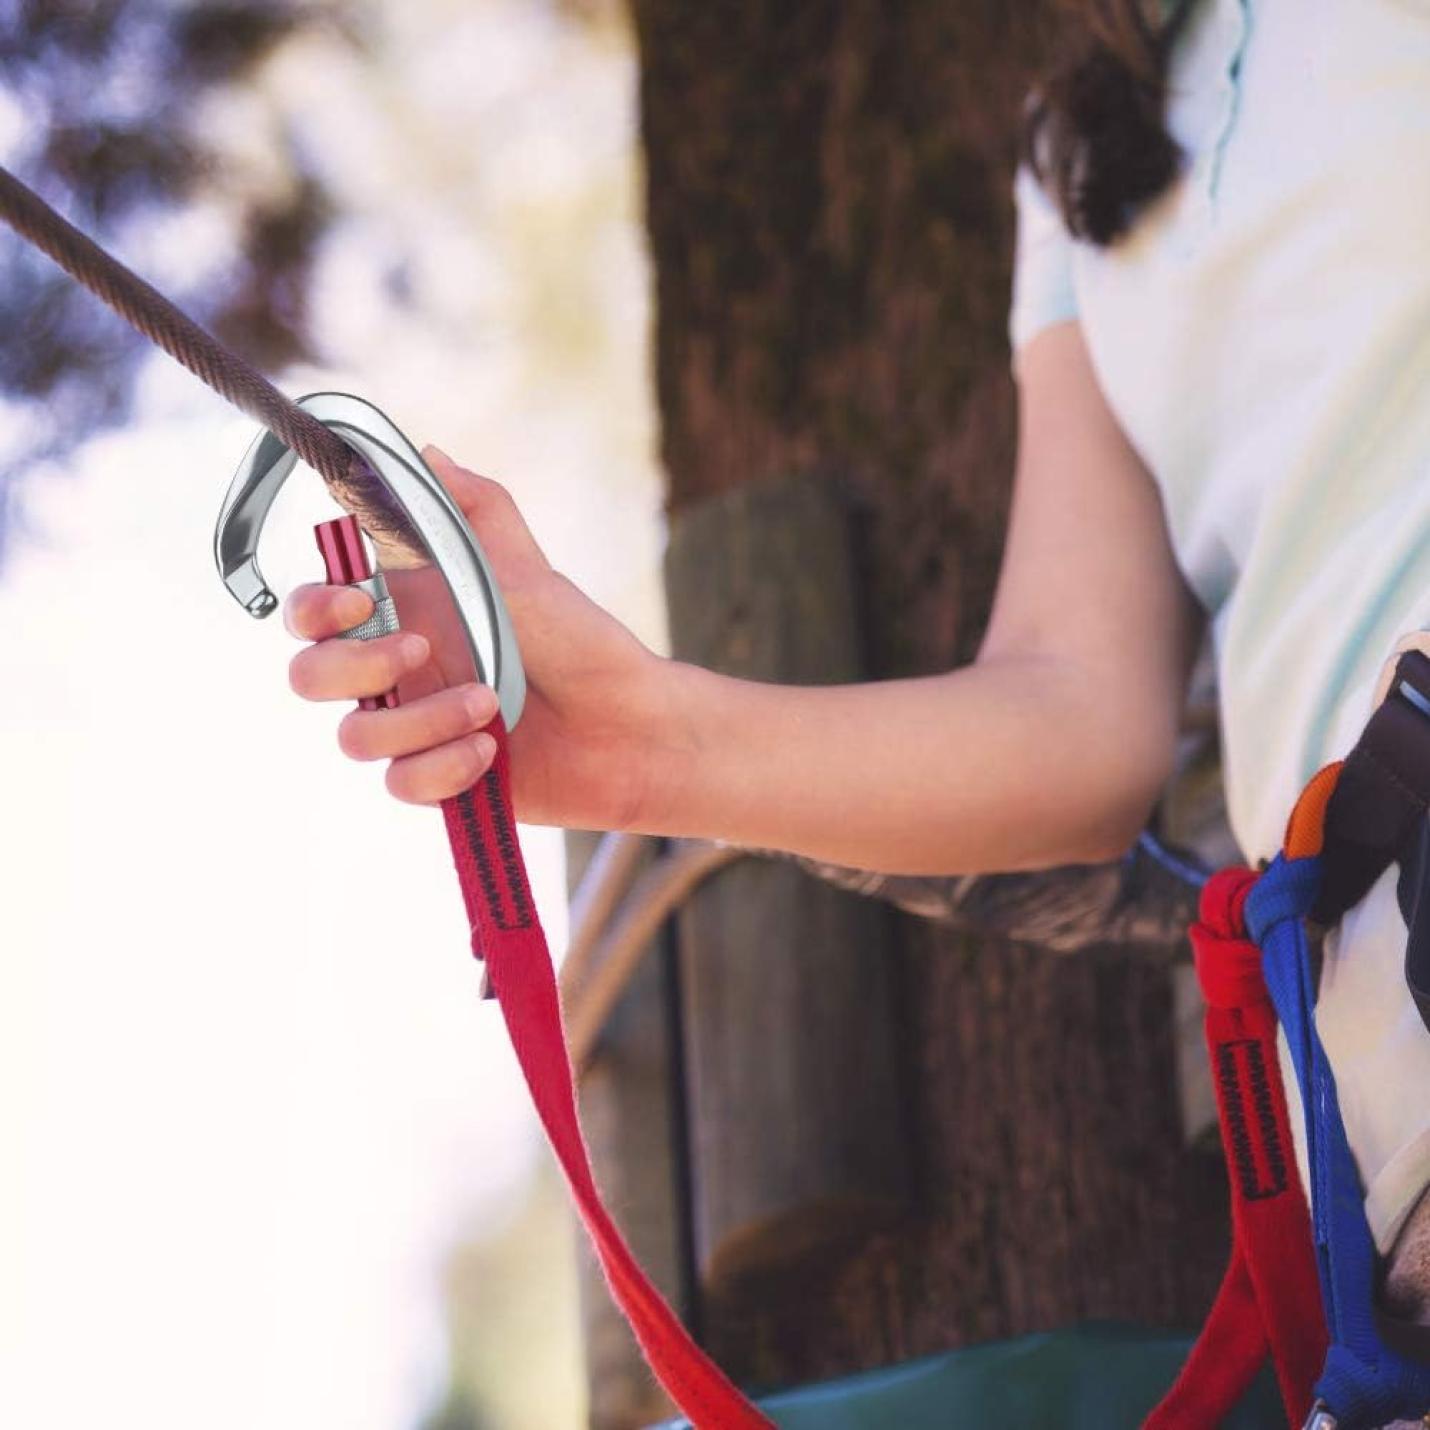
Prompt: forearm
<box><xmin>643</xmin><ymin>652</ymin><xmax>1171</xmax><ymax>876</ymax></box>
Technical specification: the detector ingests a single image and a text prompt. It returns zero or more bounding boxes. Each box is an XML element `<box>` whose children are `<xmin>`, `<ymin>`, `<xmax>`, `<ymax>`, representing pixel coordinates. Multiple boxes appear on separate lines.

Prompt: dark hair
<box><xmin>1022</xmin><ymin>0</ymin><xmax>1199</xmax><ymax>247</ymax></box>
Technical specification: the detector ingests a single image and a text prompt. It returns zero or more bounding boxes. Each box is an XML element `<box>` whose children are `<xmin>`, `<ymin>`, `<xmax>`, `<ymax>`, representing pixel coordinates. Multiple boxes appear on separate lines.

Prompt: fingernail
<box><xmin>461</xmin><ymin>683</ymin><xmax>495</xmax><ymax>722</ymax></box>
<box><xmin>472</xmin><ymin>733</ymin><xmax>497</xmax><ymax>764</ymax></box>
<box><xmin>425</xmin><ymin>443</ymin><xmax>452</xmax><ymax>465</ymax></box>
<box><xmin>400</xmin><ymin>633</ymin><xmax>429</xmax><ymax>665</ymax></box>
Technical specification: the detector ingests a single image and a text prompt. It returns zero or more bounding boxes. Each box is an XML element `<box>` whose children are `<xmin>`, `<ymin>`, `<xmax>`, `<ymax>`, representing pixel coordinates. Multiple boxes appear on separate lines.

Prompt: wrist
<box><xmin>624</xmin><ymin>656</ymin><xmax>726</xmax><ymax>839</ymax></box>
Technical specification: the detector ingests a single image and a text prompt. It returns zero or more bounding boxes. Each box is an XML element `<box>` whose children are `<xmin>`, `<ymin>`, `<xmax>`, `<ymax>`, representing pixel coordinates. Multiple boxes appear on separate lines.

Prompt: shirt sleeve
<box><xmin>1007</xmin><ymin>159</ymin><xmax>1079</xmax><ymax>370</ymax></box>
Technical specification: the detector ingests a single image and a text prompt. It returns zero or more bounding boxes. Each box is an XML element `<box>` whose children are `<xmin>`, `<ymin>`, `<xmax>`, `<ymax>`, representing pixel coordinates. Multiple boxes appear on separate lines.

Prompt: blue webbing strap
<box><xmin>1246</xmin><ymin>855</ymin><xmax>1430</xmax><ymax>1429</ymax></box>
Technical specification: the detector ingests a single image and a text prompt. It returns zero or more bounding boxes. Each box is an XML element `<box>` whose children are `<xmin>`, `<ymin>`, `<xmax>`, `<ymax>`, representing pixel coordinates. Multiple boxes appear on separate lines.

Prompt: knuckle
<box><xmin>472</xmin><ymin>475</ymin><xmax>520</xmax><ymax>525</ymax></box>
<box><xmin>449</xmin><ymin>686</ymin><xmax>489</xmax><ymax>734</ymax></box>
<box><xmin>357</xmin><ymin>636</ymin><xmax>408</xmax><ymax>690</ymax></box>
<box><xmin>484</xmin><ymin>475</ymin><xmax>515</xmax><ymax>511</ymax></box>
<box><xmin>356</xmin><ymin>641</ymin><xmax>392</xmax><ymax>686</ymax></box>
<box><xmin>286</xmin><ymin>586</ymin><xmax>369</xmax><ymax>642</ymax></box>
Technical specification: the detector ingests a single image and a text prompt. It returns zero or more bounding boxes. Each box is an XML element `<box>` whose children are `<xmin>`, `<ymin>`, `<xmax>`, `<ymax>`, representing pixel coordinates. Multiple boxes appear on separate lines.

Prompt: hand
<box><xmin>284</xmin><ymin>445</ymin><xmax>691</xmax><ymax>831</ymax></box>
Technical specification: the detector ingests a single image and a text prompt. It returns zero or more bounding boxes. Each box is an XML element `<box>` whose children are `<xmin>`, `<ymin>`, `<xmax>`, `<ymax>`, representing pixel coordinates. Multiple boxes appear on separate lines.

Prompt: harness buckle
<box><xmin>1395</xmin><ymin>675</ymin><xmax>1430</xmax><ymax>723</ymax></box>
<box><xmin>1301</xmin><ymin>1403</ymin><xmax>1336</xmax><ymax>1430</ymax></box>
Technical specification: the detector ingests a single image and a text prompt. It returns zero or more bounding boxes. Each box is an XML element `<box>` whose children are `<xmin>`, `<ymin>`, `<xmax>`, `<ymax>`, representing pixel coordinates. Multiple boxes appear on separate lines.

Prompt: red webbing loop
<box><xmin>1144</xmin><ymin>867</ymin><xmax>1328</xmax><ymax>1429</ymax></box>
<box><xmin>440</xmin><ymin>718</ymin><xmax>773</xmax><ymax>1430</ymax></box>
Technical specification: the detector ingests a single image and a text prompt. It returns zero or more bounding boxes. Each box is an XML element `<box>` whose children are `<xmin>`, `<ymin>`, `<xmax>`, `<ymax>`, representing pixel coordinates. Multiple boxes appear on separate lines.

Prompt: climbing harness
<box><xmin>1150</xmin><ymin>650</ymin><xmax>1430</xmax><ymax>1430</ymax></box>
<box><xmin>7</xmin><ymin>157</ymin><xmax>1430</xmax><ymax>1428</ymax></box>
<box><xmin>1145</xmin><ymin>863</ymin><xmax>1327</xmax><ymax>1428</ymax></box>
<box><xmin>0</xmin><ymin>163</ymin><xmax>772</xmax><ymax>1427</ymax></box>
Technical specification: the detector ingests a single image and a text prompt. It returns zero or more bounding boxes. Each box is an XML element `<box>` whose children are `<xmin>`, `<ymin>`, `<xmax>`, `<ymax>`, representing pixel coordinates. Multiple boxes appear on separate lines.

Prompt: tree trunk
<box><xmin>622</xmin><ymin>0</ymin><xmax>1230</xmax><ymax>1399</ymax></box>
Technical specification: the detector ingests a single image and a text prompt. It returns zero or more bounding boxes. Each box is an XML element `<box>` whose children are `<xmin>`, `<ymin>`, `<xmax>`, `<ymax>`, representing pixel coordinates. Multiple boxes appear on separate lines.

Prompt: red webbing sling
<box><xmin>1144</xmin><ymin>861</ymin><xmax>1329</xmax><ymax>1429</ymax></box>
<box><xmin>1149</xmin><ymin>653</ymin><xmax>1430</xmax><ymax>1428</ymax></box>
<box><xmin>441</xmin><ymin>719</ymin><xmax>773</xmax><ymax>1430</ymax></box>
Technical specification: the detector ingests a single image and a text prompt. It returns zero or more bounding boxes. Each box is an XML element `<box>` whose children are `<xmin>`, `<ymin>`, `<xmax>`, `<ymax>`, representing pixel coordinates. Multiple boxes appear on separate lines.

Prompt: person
<box><xmin>282</xmin><ymin>0</ymin><xmax>1430</xmax><ymax>1372</ymax></box>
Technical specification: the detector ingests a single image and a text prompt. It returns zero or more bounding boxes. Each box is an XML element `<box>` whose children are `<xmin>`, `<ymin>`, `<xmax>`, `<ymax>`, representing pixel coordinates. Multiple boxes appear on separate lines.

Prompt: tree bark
<box><xmin>625</xmin><ymin>0</ymin><xmax>1230</xmax><ymax>1398</ymax></box>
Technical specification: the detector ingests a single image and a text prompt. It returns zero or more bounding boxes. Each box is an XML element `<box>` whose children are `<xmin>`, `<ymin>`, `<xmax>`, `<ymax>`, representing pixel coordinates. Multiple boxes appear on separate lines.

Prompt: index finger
<box><xmin>283</xmin><ymin>582</ymin><xmax>375</xmax><ymax>641</ymax></box>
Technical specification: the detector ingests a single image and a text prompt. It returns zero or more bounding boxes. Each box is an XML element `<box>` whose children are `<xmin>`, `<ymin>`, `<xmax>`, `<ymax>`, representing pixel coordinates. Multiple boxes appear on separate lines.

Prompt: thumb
<box><xmin>421</xmin><ymin>443</ymin><xmax>552</xmax><ymax>584</ymax></box>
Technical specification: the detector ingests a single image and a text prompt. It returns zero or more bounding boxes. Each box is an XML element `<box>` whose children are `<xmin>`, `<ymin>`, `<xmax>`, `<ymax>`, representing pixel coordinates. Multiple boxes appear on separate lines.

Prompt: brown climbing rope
<box><xmin>0</xmin><ymin>163</ymin><xmax>414</xmax><ymax>553</ymax></box>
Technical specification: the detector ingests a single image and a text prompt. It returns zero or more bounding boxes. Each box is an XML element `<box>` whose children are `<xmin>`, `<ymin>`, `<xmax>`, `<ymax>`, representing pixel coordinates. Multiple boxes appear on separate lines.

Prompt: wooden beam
<box><xmin>565</xmin><ymin>828</ymin><xmax>682</xmax><ymax>1430</ymax></box>
<box><xmin>664</xmin><ymin>470</ymin><xmax>910</xmax><ymax>1293</ymax></box>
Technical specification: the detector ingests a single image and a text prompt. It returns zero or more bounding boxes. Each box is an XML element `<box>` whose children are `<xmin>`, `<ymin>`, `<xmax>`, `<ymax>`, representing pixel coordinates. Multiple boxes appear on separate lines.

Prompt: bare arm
<box><xmin>648</xmin><ymin>321</ymin><xmax>1205</xmax><ymax>873</ymax></box>
<box><xmin>287</xmin><ymin>323</ymin><xmax>1202</xmax><ymax>876</ymax></box>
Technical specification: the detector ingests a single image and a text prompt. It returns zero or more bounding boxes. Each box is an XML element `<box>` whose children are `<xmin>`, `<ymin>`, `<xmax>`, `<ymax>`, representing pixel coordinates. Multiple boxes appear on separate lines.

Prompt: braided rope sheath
<box><xmin>0</xmin><ymin>164</ymin><xmax>418</xmax><ymax>555</ymax></box>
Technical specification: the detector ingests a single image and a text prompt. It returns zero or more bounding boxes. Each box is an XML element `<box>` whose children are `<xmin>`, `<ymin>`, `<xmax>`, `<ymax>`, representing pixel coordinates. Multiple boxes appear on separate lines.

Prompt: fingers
<box><xmin>386</xmin><ymin>730</ymin><xmax>499</xmax><ymax>806</ymax></box>
<box><xmin>289</xmin><ymin>629</ymin><xmax>430</xmax><ymax>702</ymax></box>
<box><xmin>421</xmin><ymin>444</ymin><xmax>551</xmax><ymax>580</ymax></box>
<box><xmin>284</xmin><ymin>582</ymin><xmax>374</xmax><ymax>641</ymax></box>
<box><xmin>337</xmin><ymin>683</ymin><xmax>499</xmax><ymax>762</ymax></box>
<box><xmin>421</xmin><ymin>445</ymin><xmax>506</xmax><ymax>517</ymax></box>
<box><xmin>283</xmin><ymin>569</ymin><xmax>503</xmax><ymax>804</ymax></box>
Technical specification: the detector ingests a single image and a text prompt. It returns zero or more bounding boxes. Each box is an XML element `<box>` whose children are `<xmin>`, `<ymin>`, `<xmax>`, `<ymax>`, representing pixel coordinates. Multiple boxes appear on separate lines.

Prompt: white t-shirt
<box><xmin>1007</xmin><ymin>0</ymin><xmax>1430</xmax><ymax>1252</ymax></box>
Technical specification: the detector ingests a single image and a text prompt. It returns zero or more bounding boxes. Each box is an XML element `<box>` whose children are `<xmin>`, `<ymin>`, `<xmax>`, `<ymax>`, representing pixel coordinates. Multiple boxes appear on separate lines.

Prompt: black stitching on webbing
<box><xmin>1244</xmin><ymin>1036</ymin><xmax>1288</xmax><ymax>1195</ymax></box>
<box><xmin>481</xmin><ymin>771</ymin><xmax>533</xmax><ymax>929</ymax></box>
<box><xmin>1216</xmin><ymin>1039</ymin><xmax>1287</xmax><ymax>1201</ymax></box>
<box><xmin>454</xmin><ymin>788</ymin><xmax>505</xmax><ymax>928</ymax></box>
<box><xmin>1217</xmin><ymin>1042</ymin><xmax>1257</xmax><ymax>1197</ymax></box>
<box><xmin>452</xmin><ymin>780</ymin><xmax>533</xmax><ymax>932</ymax></box>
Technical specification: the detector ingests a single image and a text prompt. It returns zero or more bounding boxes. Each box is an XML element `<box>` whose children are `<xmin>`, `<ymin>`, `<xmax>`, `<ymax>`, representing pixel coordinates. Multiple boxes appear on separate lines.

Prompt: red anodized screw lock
<box><xmin>315</xmin><ymin>513</ymin><xmax>400</xmax><ymax>712</ymax></box>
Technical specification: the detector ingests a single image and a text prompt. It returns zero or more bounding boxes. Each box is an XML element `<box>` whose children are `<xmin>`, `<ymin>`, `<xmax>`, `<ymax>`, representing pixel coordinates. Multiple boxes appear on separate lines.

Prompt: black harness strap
<box><xmin>1313</xmin><ymin>647</ymin><xmax>1430</xmax><ymax>1034</ymax></box>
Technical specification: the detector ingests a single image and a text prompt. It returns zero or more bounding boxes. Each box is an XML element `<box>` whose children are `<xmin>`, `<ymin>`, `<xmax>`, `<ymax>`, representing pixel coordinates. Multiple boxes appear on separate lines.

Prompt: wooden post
<box><xmin>566</xmin><ymin>828</ymin><xmax>682</xmax><ymax>1430</ymax></box>
<box><xmin>664</xmin><ymin>471</ymin><xmax>910</xmax><ymax>1291</ymax></box>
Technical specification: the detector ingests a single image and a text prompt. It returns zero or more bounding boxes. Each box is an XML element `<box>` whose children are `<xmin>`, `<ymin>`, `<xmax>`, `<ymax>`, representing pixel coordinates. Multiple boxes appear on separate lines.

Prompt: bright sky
<box><xmin>0</xmin><ymin>4</ymin><xmax>661</xmax><ymax>1427</ymax></box>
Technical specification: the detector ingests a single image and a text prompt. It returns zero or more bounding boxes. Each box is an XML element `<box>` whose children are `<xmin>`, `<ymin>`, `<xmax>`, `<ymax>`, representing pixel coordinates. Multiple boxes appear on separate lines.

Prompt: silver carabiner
<box><xmin>213</xmin><ymin>391</ymin><xmax>525</xmax><ymax>730</ymax></box>
<box><xmin>1302</xmin><ymin>1403</ymin><xmax>1337</xmax><ymax>1430</ymax></box>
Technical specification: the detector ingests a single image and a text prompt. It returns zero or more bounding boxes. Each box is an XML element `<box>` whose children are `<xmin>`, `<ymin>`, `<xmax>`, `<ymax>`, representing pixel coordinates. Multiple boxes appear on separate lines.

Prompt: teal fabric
<box><xmin>651</xmin><ymin>1323</ymin><xmax>1283</xmax><ymax>1429</ymax></box>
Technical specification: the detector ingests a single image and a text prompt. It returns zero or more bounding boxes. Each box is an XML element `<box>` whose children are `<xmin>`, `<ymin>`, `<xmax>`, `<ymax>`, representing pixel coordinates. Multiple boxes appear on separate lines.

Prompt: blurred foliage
<box><xmin>0</xmin><ymin>0</ymin><xmax>354</xmax><ymax>556</ymax></box>
<box><xmin>552</xmin><ymin>0</ymin><xmax>626</xmax><ymax>31</ymax></box>
<box><xmin>420</xmin><ymin>1389</ymin><xmax>493</xmax><ymax>1430</ymax></box>
<box><xmin>422</xmin><ymin>1162</ymin><xmax>587</xmax><ymax>1430</ymax></box>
